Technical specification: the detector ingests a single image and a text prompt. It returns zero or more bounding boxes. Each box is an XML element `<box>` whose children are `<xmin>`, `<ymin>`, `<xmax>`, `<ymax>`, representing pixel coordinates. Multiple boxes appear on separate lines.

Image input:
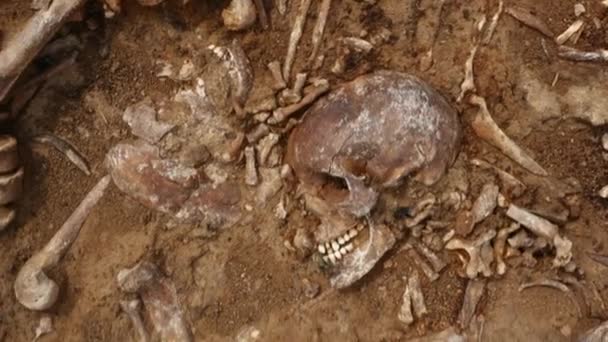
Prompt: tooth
<box><xmin>318</xmin><ymin>245</ymin><xmax>326</xmax><ymax>254</ymax></box>
<box><xmin>344</xmin><ymin>243</ymin><xmax>354</xmax><ymax>252</ymax></box>
<box><xmin>334</xmin><ymin>251</ymin><xmax>342</xmax><ymax>260</ymax></box>
<box><xmin>338</xmin><ymin>236</ymin><xmax>345</xmax><ymax>245</ymax></box>
<box><xmin>328</xmin><ymin>253</ymin><xmax>337</xmax><ymax>264</ymax></box>
<box><xmin>325</xmin><ymin>242</ymin><xmax>331</xmax><ymax>251</ymax></box>
<box><xmin>343</xmin><ymin>232</ymin><xmax>351</xmax><ymax>242</ymax></box>
<box><xmin>339</xmin><ymin>247</ymin><xmax>347</xmax><ymax>255</ymax></box>
<box><xmin>348</xmin><ymin>229</ymin><xmax>358</xmax><ymax>239</ymax></box>
<box><xmin>331</xmin><ymin>241</ymin><xmax>340</xmax><ymax>251</ymax></box>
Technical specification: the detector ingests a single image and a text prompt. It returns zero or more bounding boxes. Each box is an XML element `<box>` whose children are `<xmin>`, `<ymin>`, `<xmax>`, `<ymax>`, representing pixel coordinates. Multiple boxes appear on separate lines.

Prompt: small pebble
<box><xmin>599</xmin><ymin>185</ymin><xmax>608</xmax><ymax>199</ymax></box>
<box><xmin>574</xmin><ymin>3</ymin><xmax>585</xmax><ymax>17</ymax></box>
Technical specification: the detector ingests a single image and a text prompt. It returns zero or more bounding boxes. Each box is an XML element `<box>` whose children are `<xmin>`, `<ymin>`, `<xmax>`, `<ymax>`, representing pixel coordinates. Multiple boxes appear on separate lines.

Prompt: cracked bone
<box><xmin>506</xmin><ymin>204</ymin><xmax>572</xmax><ymax>267</ymax></box>
<box><xmin>117</xmin><ymin>261</ymin><xmax>192</xmax><ymax>342</ymax></box>
<box><xmin>494</xmin><ymin>223</ymin><xmax>520</xmax><ymax>275</ymax></box>
<box><xmin>398</xmin><ymin>271</ymin><xmax>427</xmax><ymax>325</ymax></box>
<box><xmin>469</xmin><ymin>95</ymin><xmax>548</xmax><ymax>176</ymax></box>
<box><xmin>283</xmin><ymin>0</ymin><xmax>313</xmax><ymax>81</ymax></box>
<box><xmin>330</xmin><ymin>223</ymin><xmax>396</xmax><ymax>288</ymax></box>
<box><xmin>15</xmin><ymin>175</ymin><xmax>110</xmax><ymax>310</ymax></box>
<box><xmin>0</xmin><ymin>0</ymin><xmax>87</xmax><ymax>102</ymax></box>
<box><xmin>458</xmin><ymin>279</ymin><xmax>486</xmax><ymax>329</ymax></box>
<box><xmin>120</xmin><ymin>299</ymin><xmax>150</xmax><ymax>342</ymax></box>
<box><xmin>445</xmin><ymin>229</ymin><xmax>496</xmax><ymax>278</ymax></box>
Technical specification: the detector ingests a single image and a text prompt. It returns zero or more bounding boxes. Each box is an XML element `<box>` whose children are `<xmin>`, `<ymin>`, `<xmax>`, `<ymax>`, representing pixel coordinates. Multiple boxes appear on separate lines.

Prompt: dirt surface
<box><xmin>1</xmin><ymin>0</ymin><xmax>608</xmax><ymax>341</ymax></box>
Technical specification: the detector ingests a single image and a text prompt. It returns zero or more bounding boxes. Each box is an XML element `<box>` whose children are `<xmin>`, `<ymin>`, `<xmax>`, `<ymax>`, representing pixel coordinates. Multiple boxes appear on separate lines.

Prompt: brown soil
<box><xmin>1</xmin><ymin>0</ymin><xmax>608</xmax><ymax>341</ymax></box>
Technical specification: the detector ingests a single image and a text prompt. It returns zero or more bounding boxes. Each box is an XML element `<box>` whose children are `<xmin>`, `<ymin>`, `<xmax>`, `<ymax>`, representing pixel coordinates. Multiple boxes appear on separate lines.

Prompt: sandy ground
<box><xmin>1</xmin><ymin>0</ymin><xmax>608</xmax><ymax>341</ymax></box>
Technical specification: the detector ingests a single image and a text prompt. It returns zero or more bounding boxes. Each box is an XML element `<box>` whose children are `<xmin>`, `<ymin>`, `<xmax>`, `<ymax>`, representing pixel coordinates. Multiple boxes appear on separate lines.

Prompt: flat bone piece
<box><xmin>122</xmin><ymin>99</ymin><xmax>175</xmax><ymax>144</ymax></box>
<box><xmin>15</xmin><ymin>175</ymin><xmax>111</xmax><ymax>310</ymax></box>
<box><xmin>506</xmin><ymin>204</ymin><xmax>572</xmax><ymax>267</ymax></box>
<box><xmin>469</xmin><ymin>95</ymin><xmax>548</xmax><ymax>176</ymax></box>
<box><xmin>117</xmin><ymin>261</ymin><xmax>193</xmax><ymax>342</ymax></box>
<box><xmin>506</xmin><ymin>5</ymin><xmax>554</xmax><ymax>38</ymax></box>
<box><xmin>445</xmin><ymin>229</ymin><xmax>496</xmax><ymax>278</ymax></box>
<box><xmin>458</xmin><ymin>279</ymin><xmax>486</xmax><ymax>329</ymax></box>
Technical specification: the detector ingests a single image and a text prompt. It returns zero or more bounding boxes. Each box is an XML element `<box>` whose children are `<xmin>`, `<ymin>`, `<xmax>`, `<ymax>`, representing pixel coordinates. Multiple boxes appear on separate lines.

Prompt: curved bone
<box><xmin>222</xmin><ymin>0</ymin><xmax>257</xmax><ymax>31</ymax></box>
<box><xmin>0</xmin><ymin>135</ymin><xmax>19</xmax><ymax>173</ymax></box>
<box><xmin>445</xmin><ymin>229</ymin><xmax>496</xmax><ymax>278</ymax></box>
<box><xmin>14</xmin><ymin>175</ymin><xmax>110</xmax><ymax>310</ymax></box>
<box><xmin>506</xmin><ymin>204</ymin><xmax>572</xmax><ymax>267</ymax></box>
<box><xmin>0</xmin><ymin>206</ymin><xmax>16</xmax><ymax>231</ymax></box>
<box><xmin>0</xmin><ymin>0</ymin><xmax>86</xmax><ymax>101</ymax></box>
<box><xmin>117</xmin><ymin>261</ymin><xmax>193</xmax><ymax>342</ymax></box>
<box><xmin>32</xmin><ymin>134</ymin><xmax>91</xmax><ymax>176</ymax></box>
<box><xmin>469</xmin><ymin>95</ymin><xmax>547</xmax><ymax>176</ymax></box>
<box><xmin>0</xmin><ymin>167</ymin><xmax>24</xmax><ymax>206</ymax></box>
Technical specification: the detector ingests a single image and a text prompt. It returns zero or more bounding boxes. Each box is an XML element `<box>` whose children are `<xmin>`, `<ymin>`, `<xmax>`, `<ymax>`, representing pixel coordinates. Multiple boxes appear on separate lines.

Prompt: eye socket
<box><xmin>318</xmin><ymin>173</ymin><xmax>349</xmax><ymax>204</ymax></box>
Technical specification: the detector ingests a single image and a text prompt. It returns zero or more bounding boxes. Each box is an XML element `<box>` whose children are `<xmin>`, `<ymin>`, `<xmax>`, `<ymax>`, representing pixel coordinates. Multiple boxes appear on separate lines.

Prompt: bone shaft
<box><xmin>408</xmin><ymin>249</ymin><xmax>439</xmax><ymax>281</ymax></box>
<box><xmin>32</xmin><ymin>133</ymin><xmax>91</xmax><ymax>176</ymax></box>
<box><xmin>120</xmin><ymin>301</ymin><xmax>150</xmax><ymax>342</ymax></box>
<box><xmin>415</xmin><ymin>243</ymin><xmax>446</xmax><ymax>273</ymax></box>
<box><xmin>0</xmin><ymin>0</ymin><xmax>85</xmax><ymax>101</ymax></box>
<box><xmin>458</xmin><ymin>279</ymin><xmax>486</xmax><ymax>329</ymax></box>
<box><xmin>308</xmin><ymin>0</ymin><xmax>332</xmax><ymax>64</ymax></box>
<box><xmin>408</xmin><ymin>271</ymin><xmax>427</xmax><ymax>317</ymax></box>
<box><xmin>42</xmin><ymin>175</ymin><xmax>111</xmax><ymax>266</ymax></box>
<box><xmin>283</xmin><ymin>0</ymin><xmax>312</xmax><ymax>81</ymax></box>
<box><xmin>273</xmin><ymin>81</ymin><xmax>329</xmax><ymax>122</ymax></box>
<box><xmin>506</xmin><ymin>204</ymin><xmax>558</xmax><ymax>241</ymax></box>
<box><xmin>558</xmin><ymin>46</ymin><xmax>608</xmax><ymax>63</ymax></box>
<box><xmin>506</xmin><ymin>6</ymin><xmax>553</xmax><ymax>38</ymax></box>
<box><xmin>482</xmin><ymin>0</ymin><xmax>504</xmax><ymax>44</ymax></box>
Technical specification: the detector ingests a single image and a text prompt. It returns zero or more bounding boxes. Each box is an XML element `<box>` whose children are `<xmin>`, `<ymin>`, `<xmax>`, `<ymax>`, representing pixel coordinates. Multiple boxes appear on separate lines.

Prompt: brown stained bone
<box><xmin>244</xmin><ymin>146</ymin><xmax>259</xmax><ymax>186</ymax></box>
<box><xmin>456</xmin><ymin>27</ymin><xmax>480</xmax><ymax>102</ymax></box>
<box><xmin>208</xmin><ymin>41</ymin><xmax>253</xmax><ymax>115</ymax></box>
<box><xmin>506</xmin><ymin>5</ymin><xmax>554</xmax><ymax>38</ymax></box>
<box><xmin>0</xmin><ymin>167</ymin><xmax>24</xmax><ymax>206</ymax></box>
<box><xmin>580</xmin><ymin>321</ymin><xmax>608</xmax><ymax>342</ymax></box>
<box><xmin>470</xmin><ymin>158</ymin><xmax>526</xmax><ymax>197</ymax></box>
<box><xmin>445</xmin><ymin>229</ymin><xmax>496</xmax><ymax>279</ymax></box>
<box><xmin>222</xmin><ymin>0</ymin><xmax>257</xmax><ymax>31</ymax></box>
<box><xmin>482</xmin><ymin>0</ymin><xmax>504</xmax><ymax>45</ymax></box>
<box><xmin>518</xmin><ymin>278</ymin><xmax>582</xmax><ymax>317</ymax></box>
<box><xmin>271</xmin><ymin>79</ymin><xmax>329</xmax><ymax>122</ymax></box>
<box><xmin>0</xmin><ymin>207</ymin><xmax>17</xmax><ymax>231</ymax></box>
<box><xmin>330</xmin><ymin>224</ymin><xmax>395</xmax><ymax>289</ymax></box>
<box><xmin>0</xmin><ymin>0</ymin><xmax>86</xmax><ymax>102</ymax></box>
<box><xmin>414</xmin><ymin>241</ymin><xmax>446</xmax><ymax>273</ymax></box>
<box><xmin>257</xmin><ymin>133</ymin><xmax>280</xmax><ymax>166</ymax></box>
<box><xmin>308</xmin><ymin>0</ymin><xmax>332</xmax><ymax>65</ymax></box>
<box><xmin>33</xmin><ymin>315</ymin><xmax>53</xmax><ymax>342</ymax></box>
<box><xmin>506</xmin><ymin>204</ymin><xmax>572</xmax><ymax>267</ymax></box>
<box><xmin>283</xmin><ymin>0</ymin><xmax>313</xmax><ymax>81</ymax></box>
<box><xmin>287</xmin><ymin>71</ymin><xmax>461</xmax><ymax>220</ymax></box>
<box><xmin>398</xmin><ymin>270</ymin><xmax>427</xmax><ymax>325</ymax></box>
<box><xmin>267</xmin><ymin>61</ymin><xmax>287</xmax><ymax>90</ymax></box>
<box><xmin>587</xmin><ymin>252</ymin><xmax>608</xmax><ymax>268</ymax></box>
<box><xmin>122</xmin><ymin>99</ymin><xmax>175</xmax><ymax>144</ymax></box>
<box><xmin>458</xmin><ymin>279</ymin><xmax>486</xmax><ymax>329</ymax></box>
<box><xmin>253</xmin><ymin>0</ymin><xmax>269</xmax><ymax>29</ymax></box>
<box><xmin>32</xmin><ymin>134</ymin><xmax>91</xmax><ymax>176</ymax></box>
<box><xmin>494</xmin><ymin>223</ymin><xmax>520</xmax><ymax>275</ymax></box>
<box><xmin>120</xmin><ymin>299</ymin><xmax>150</xmax><ymax>342</ymax></box>
<box><xmin>405</xmin><ymin>194</ymin><xmax>436</xmax><ymax>228</ymax></box>
<box><xmin>469</xmin><ymin>95</ymin><xmax>548</xmax><ymax>176</ymax></box>
<box><xmin>555</xmin><ymin>20</ymin><xmax>585</xmax><ymax>45</ymax></box>
<box><xmin>457</xmin><ymin>183</ymin><xmax>499</xmax><ymax>236</ymax></box>
<box><xmin>15</xmin><ymin>175</ymin><xmax>111</xmax><ymax>310</ymax></box>
<box><xmin>117</xmin><ymin>261</ymin><xmax>193</xmax><ymax>342</ymax></box>
<box><xmin>280</xmin><ymin>73</ymin><xmax>308</xmax><ymax>105</ymax></box>
<box><xmin>408</xmin><ymin>248</ymin><xmax>439</xmax><ymax>282</ymax></box>
<box><xmin>558</xmin><ymin>46</ymin><xmax>608</xmax><ymax>63</ymax></box>
<box><xmin>222</xmin><ymin>132</ymin><xmax>245</xmax><ymax>162</ymax></box>
<box><xmin>0</xmin><ymin>135</ymin><xmax>19</xmax><ymax>174</ymax></box>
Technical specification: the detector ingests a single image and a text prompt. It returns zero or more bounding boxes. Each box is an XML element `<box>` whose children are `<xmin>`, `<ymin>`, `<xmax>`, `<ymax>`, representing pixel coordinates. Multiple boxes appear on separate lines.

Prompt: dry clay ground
<box><xmin>1</xmin><ymin>0</ymin><xmax>608</xmax><ymax>341</ymax></box>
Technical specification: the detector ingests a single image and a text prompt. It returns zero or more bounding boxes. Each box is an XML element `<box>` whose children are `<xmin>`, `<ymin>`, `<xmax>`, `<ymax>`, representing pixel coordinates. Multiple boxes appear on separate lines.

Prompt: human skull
<box><xmin>286</xmin><ymin>71</ymin><xmax>461</xmax><ymax>287</ymax></box>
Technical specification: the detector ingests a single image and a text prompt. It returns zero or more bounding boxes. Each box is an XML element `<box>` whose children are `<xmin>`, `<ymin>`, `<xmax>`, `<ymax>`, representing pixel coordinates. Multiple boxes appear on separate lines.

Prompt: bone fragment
<box><xmin>330</xmin><ymin>224</ymin><xmax>395</xmax><ymax>288</ymax></box>
<box><xmin>271</xmin><ymin>79</ymin><xmax>329</xmax><ymax>122</ymax></box>
<box><xmin>244</xmin><ymin>147</ymin><xmax>258</xmax><ymax>186</ymax></box>
<box><xmin>456</xmin><ymin>14</ymin><xmax>485</xmax><ymax>103</ymax></box>
<box><xmin>308</xmin><ymin>0</ymin><xmax>331</xmax><ymax>65</ymax></box>
<box><xmin>458</xmin><ymin>279</ymin><xmax>486</xmax><ymax>329</ymax></box>
<box><xmin>283</xmin><ymin>0</ymin><xmax>312</xmax><ymax>81</ymax></box>
<box><xmin>506</xmin><ymin>204</ymin><xmax>572</xmax><ymax>267</ymax></box>
<box><xmin>246</xmin><ymin>124</ymin><xmax>270</xmax><ymax>144</ymax></box>
<box><xmin>117</xmin><ymin>261</ymin><xmax>193</xmax><ymax>342</ymax></box>
<box><xmin>574</xmin><ymin>3</ymin><xmax>586</xmax><ymax>16</ymax></box>
<box><xmin>122</xmin><ymin>99</ymin><xmax>175</xmax><ymax>144</ymax></box>
<box><xmin>256</xmin><ymin>167</ymin><xmax>282</xmax><ymax>204</ymax></box>
<box><xmin>0</xmin><ymin>135</ymin><xmax>19</xmax><ymax>174</ymax></box>
<box><xmin>280</xmin><ymin>73</ymin><xmax>308</xmax><ymax>105</ymax></box>
<box><xmin>342</xmin><ymin>37</ymin><xmax>374</xmax><ymax>53</ymax></box>
<box><xmin>587</xmin><ymin>252</ymin><xmax>608</xmax><ymax>268</ymax></box>
<box><xmin>246</xmin><ymin>96</ymin><xmax>277</xmax><ymax>114</ymax></box>
<box><xmin>469</xmin><ymin>95</ymin><xmax>548</xmax><ymax>176</ymax></box>
<box><xmin>120</xmin><ymin>299</ymin><xmax>150</xmax><ymax>342</ymax></box>
<box><xmin>208</xmin><ymin>41</ymin><xmax>253</xmax><ymax>115</ymax></box>
<box><xmin>253</xmin><ymin>0</ymin><xmax>269</xmax><ymax>29</ymax></box>
<box><xmin>277</xmin><ymin>0</ymin><xmax>288</xmax><ymax>15</ymax></box>
<box><xmin>15</xmin><ymin>175</ymin><xmax>111</xmax><ymax>310</ymax></box>
<box><xmin>267</xmin><ymin>61</ymin><xmax>287</xmax><ymax>90</ymax></box>
<box><xmin>482</xmin><ymin>0</ymin><xmax>504</xmax><ymax>45</ymax></box>
<box><xmin>580</xmin><ymin>321</ymin><xmax>608</xmax><ymax>342</ymax></box>
<box><xmin>470</xmin><ymin>183</ymin><xmax>499</xmax><ymax>225</ymax></box>
<box><xmin>222</xmin><ymin>0</ymin><xmax>257</xmax><ymax>31</ymax></box>
<box><xmin>408</xmin><ymin>248</ymin><xmax>439</xmax><ymax>282</ymax></box>
<box><xmin>555</xmin><ymin>20</ymin><xmax>585</xmax><ymax>45</ymax></box>
<box><xmin>257</xmin><ymin>133</ymin><xmax>280</xmax><ymax>166</ymax></box>
<box><xmin>470</xmin><ymin>159</ymin><xmax>526</xmax><ymax>197</ymax></box>
<box><xmin>223</xmin><ymin>132</ymin><xmax>246</xmax><ymax>162</ymax></box>
<box><xmin>32</xmin><ymin>134</ymin><xmax>91</xmax><ymax>176</ymax></box>
<box><xmin>558</xmin><ymin>46</ymin><xmax>608</xmax><ymax>63</ymax></box>
<box><xmin>414</xmin><ymin>242</ymin><xmax>446</xmax><ymax>273</ymax></box>
<box><xmin>445</xmin><ymin>229</ymin><xmax>496</xmax><ymax>278</ymax></box>
<box><xmin>0</xmin><ymin>167</ymin><xmax>24</xmax><ymax>206</ymax></box>
<box><xmin>506</xmin><ymin>6</ymin><xmax>554</xmax><ymax>38</ymax></box>
<box><xmin>405</xmin><ymin>194</ymin><xmax>436</xmax><ymax>228</ymax></box>
<box><xmin>406</xmin><ymin>327</ymin><xmax>465</xmax><ymax>342</ymax></box>
<box><xmin>519</xmin><ymin>278</ymin><xmax>569</xmax><ymax>293</ymax></box>
<box><xmin>0</xmin><ymin>0</ymin><xmax>87</xmax><ymax>102</ymax></box>
<box><xmin>33</xmin><ymin>315</ymin><xmax>53</xmax><ymax>341</ymax></box>
<box><xmin>398</xmin><ymin>271</ymin><xmax>427</xmax><ymax>325</ymax></box>
<box><xmin>494</xmin><ymin>223</ymin><xmax>520</xmax><ymax>275</ymax></box>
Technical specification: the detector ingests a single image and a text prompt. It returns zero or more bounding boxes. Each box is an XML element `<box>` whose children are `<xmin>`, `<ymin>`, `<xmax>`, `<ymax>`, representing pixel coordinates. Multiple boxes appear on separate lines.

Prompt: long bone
<box><xmin>15</xmin><ymin>175</ymin><xmax>111</xmax><ymax>310</ymax></box>
<box><xmin>0</xmin><ymin>0</ymin><xmax>86</xmax><ymax>102</ymax></box>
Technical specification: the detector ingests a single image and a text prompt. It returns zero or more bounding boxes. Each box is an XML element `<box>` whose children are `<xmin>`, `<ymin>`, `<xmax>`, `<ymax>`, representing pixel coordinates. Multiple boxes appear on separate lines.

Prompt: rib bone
<box><xmin>15</xmin><ymin>175</ymin><xmax>111</xmax><ymax>310</ymax></box>
<box><xmin>469</xmin><ymin>95</ymin><xmax>548</xmax><ymax>176</ymax></box>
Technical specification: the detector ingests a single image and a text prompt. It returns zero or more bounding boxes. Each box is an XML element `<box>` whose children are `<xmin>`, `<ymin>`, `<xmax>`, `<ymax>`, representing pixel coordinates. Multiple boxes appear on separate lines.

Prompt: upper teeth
<box><xmin>317</xmin><ymin>229</ymin><xmax>359</xmax><ymax>265</ymax></box>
